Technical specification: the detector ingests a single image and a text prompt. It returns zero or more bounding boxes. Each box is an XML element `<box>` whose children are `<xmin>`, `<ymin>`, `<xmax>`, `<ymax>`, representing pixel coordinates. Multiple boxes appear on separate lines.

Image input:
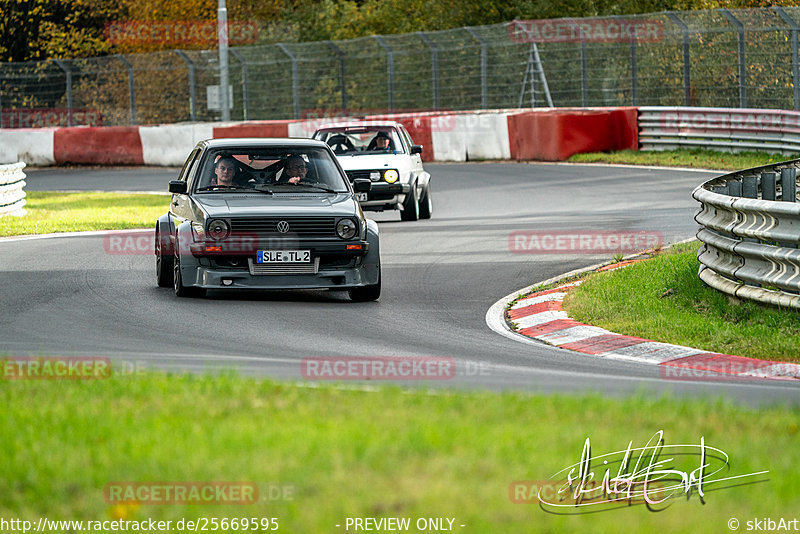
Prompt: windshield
<box><xmin>313</xmin><ymin>127</ymin><xmax>405</xmax><ymax>155</ymax></box>
<box><xmin>195</xmin><ymin>147</ymin><xmax>349</xmax><ymax>193</ymax></box>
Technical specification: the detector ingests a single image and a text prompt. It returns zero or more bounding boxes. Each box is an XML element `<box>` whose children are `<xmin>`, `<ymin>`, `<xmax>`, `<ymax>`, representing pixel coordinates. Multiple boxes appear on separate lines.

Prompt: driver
<box><xmin>212</xmin><ymin>156</ymin><xmax>238</xmax><ymax>186</ymax></box>
<box><xmin>373</xmin><ymin>131</ymin><xmax>391</xmax><ymax>150</ymax></box>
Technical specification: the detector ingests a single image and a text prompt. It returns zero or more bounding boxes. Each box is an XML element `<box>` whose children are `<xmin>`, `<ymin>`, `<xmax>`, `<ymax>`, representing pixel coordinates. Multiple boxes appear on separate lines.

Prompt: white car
<box><xmin>312</xmin><ymin>121</ymin><xmax>432</xmax><ymax>221</ymax></box>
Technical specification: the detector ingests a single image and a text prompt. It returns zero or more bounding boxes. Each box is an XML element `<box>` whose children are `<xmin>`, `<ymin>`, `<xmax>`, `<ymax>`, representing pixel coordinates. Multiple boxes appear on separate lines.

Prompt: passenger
<box><xmin>278</xmin><ymin>155</ymin><xmax>309</xmax><ymax>184</ymax></box>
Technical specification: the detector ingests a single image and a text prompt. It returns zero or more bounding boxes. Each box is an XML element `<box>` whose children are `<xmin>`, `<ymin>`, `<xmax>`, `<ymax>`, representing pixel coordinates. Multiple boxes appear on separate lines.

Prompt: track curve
<box><xmin>7</xmin><ymin>163</ymin><xmax>799</xmax><ymax>404</ymax></box>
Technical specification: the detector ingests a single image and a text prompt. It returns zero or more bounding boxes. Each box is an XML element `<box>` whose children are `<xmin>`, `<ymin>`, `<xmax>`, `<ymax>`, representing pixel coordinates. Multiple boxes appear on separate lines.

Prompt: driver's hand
<box><xmin>288</xmin><ymin>176</ymin><xmax>301</xmax><ymax>184</ymax></box>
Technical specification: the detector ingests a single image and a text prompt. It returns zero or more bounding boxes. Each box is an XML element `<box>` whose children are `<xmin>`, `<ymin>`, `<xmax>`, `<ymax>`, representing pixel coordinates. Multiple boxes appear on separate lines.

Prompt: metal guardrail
<box><xmin>0</xmin><ymin>162</ymin><xmax>27</xmax><ymax>218</ymax></box>
<box><xmin>642</xmin><ymin>107</ymin><xmax>800</xmax><ymax>154</ymax></box>
<box><xmin>693</xmin><ymin>159</ymin><xmax>800</xmax><ymax>309</ymax></box>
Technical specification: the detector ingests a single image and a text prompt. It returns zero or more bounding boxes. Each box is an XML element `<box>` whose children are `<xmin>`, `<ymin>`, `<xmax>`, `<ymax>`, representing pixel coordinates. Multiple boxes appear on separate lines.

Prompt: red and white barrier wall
<box><xmin>0</xmin><ymin>108</ymin><xmax>639</xmax><ymax>166</ymax></box>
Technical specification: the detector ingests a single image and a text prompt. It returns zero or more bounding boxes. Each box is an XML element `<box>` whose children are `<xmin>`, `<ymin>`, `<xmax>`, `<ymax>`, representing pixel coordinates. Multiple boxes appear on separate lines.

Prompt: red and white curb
<box><xmin>487</xmin><ymin>266</ymin><xmax>800</xmax><ymax>382</ymax></box>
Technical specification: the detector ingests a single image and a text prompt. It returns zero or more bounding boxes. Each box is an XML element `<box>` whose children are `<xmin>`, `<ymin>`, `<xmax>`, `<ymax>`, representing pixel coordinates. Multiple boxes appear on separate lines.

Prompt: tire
<box><xmin>155</xmin><ymin>225</ymin><xmax>173</xmax><ymax>287</ymax></box>
<box><xmin>173</xmin><ymin>238</ymin><xmax>205</xmax><ymax>298</ymax></box>
<box><xmin>418</xmin><ymin>183</ymin><xmax>432</xmax><ymax>220</ymax></box>
<box><xmin>400</xmin><ymin>182</ymin><xmax>419</xmax><ymax>221</ymax></box>
<box><xmin>349</xmin><ymin>270</ymin><xmax>381</xmax><ymax>302</ymax></box>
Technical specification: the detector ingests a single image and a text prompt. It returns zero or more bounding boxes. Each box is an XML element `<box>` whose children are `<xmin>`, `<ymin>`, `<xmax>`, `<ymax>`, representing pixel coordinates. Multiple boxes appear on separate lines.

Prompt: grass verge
<box><xmin>563</xmin><ymin>242</ymin><xmax>800</xmax><ymax>361</ymax></box>
<box><xmin>0</xmin><ymin>372</ymin><xmax>797</xmax><ymax>533</ymax></box>
<box><xmin>0</xmin><ymin>192</ymin><xmax>168</xmax><ymax>237</ymax></box>
<box><xmin>568</xmin><ymin>148</ymin><xmax>797</xmax><ymax>171</ymax></box>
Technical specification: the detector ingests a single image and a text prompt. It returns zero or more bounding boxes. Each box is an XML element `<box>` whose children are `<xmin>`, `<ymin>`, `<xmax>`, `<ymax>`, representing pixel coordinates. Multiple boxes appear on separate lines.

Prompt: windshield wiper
<box><xmin>294</xmin><ymin>183</ymin><xmax>338</xmax><ymax>193</ymax></box>
<box><xmin>196</xmin><ymin>185</ymin><xmax>252</xmax><ymax>192</ymax></box>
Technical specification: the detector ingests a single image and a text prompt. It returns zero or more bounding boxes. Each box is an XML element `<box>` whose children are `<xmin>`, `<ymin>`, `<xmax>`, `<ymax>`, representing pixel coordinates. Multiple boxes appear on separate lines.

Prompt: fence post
<box><xmin>277</xmin><ymin>44</ymin><xmax>300</xmax><ymax>119</ymax></box>
<box><xmin>465</xmin><ymin>27</ymin><xmax>488</xmax><ymax>109</ymax></box>
<box><xmin>721</xmin><ymin>9</ymin><xmax>747</xmax><ymax>108</ymax></box>
<box><xmin>229</xmin><ymin>48</ymin><xmax>248</xmax><ymax>121</ymax></box>
<box><xmin>54</xmin><ymin>59</ymin><xmax>73</xmax><ymax>127</ymax></box>
<box><xmin>615</xmin><ymin>16</ymin><xmax>638</xmax><ymax>105</ymax></box>
<box><xmin>115</xmin><ymin>55</ymin><xmax>136</xmax><ymax>126</ymax></box>
<box><xmin>665</xmin><ymin>12</ymin><xmax>691</xmax><ymax>107</ymax></box>
<box><xmin>175</xmin><ymin>51</ymin><xmax>196</xmax><ymax>122</ymax></box>
<box><xmin>566</xmin><ymin>19</ymin><xmax>588</xmax><ymax>106</ymax></box>
<box><xmin>0</xmin><ymin>65</ymin><xmax>4</xmax><ymax>128</ymax></box>
<box><xmin>417</xmin><ymin>32</ymin><xmax>439</xmax><ymax>111</ymax></box>
<box><xmin>773</xmin><ymin>6</ymin><xmax>799</xmax><ymax>111</ymax></box>
<box><xmin>326</xmin><ymin>41</ymin><xmax>347</xmax><ymax>113</ymax></box>
<box><xmin>373</xmin><ymin>36</ymin><xmax>394</xmax><ymax>112</ymax></box>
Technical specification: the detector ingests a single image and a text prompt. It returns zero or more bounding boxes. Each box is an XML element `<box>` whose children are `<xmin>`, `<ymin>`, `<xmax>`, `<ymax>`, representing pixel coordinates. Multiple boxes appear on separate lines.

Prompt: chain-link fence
<box><xmin>2</xmin><ymin>7</ymin><xmax>800</xmax><ymax>128</ymax></box>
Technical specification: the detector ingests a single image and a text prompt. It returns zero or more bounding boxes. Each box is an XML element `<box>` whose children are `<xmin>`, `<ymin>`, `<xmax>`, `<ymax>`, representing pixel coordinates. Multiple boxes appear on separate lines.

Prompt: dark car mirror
<box><xmin>353</xmin><ymin>179</ymin><xmax>372</xmax><ymax>193</ymax></box>
<box><xmin>410</xmin><ymin>145</ymin><xmax>423</xmax><ymax>155</ymax></box>
<box><xmin>169</xmin><ymin>180</ymin><xmax>187</xmax><ymax>194</ymax></box>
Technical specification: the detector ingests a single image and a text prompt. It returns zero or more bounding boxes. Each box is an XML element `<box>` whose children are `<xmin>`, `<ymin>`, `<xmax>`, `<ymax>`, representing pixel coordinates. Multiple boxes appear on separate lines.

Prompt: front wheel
<box><xmin>349</xmin><ymin>270</ymin><xmax>381</xmax><ymax>302</ymax></box>
<box><xmin>173</xmin><ymin>239</ymin><xmax>205</xmax><ymax>298</ymax></box>
<box><xmin>155</xmin><ymin>225</ymin><xmax>173</xmax><ymax>287</ymax></box>
<box><xmin>400</xmin><ymin>183</ymin><xmax>419</xmax><ymax>221</ymax></box>
<box><xmin>418</xmin><ymin>183</ymin><xmax>432</xmax><ymax>220</ymax></box>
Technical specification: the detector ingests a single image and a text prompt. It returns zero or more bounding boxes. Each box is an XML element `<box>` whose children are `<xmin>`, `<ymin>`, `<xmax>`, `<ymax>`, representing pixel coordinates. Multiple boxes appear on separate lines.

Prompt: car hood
<box><xmin>194</xmin><ymin>193</ymin><xmax>358</xmax><ymax>218</ymax></box>
<box><xmin>335</xmin><ymin>154</ymin><xmax>406</xmax><ymax>171</ymax></box>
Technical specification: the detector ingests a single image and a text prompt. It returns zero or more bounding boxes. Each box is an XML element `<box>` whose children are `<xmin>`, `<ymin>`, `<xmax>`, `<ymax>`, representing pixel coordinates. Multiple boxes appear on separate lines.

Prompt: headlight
<box><xmin>336</xmin><ymin>218</ymin><xmax>358</xmax><ymax>240</ymax></box>
<box><xmin>207</xmin><ymin>219</ymin><xmax>230</xmax><ymax>240</ymax></box>
<box><xmin>384</xmin><ymin>169</ymin><xmax>399</xmax><ymax>183</ymax></box>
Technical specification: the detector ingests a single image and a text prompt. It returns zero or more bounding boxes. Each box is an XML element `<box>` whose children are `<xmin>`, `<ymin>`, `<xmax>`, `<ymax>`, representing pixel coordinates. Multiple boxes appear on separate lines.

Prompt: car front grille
<box><xmin>248</xmin><ymin>257</ymin><xmax>321</xmax><ymax>275</ymax></box>
<box><xmin>345</xmin><ymin>170</ymin><xmax>383</xmax><ymax>182</ymax></box>
<box><xmin>230</xmin><ymin>217</ymin><xmax>336</xmax><ymax>238</ymax></box>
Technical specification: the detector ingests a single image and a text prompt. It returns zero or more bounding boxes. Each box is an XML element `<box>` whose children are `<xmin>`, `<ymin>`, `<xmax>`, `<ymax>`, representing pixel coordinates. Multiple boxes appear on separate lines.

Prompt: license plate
<box><xmin>257</xmin><ymin>250</ymin><xmax>311</xmax><ymax>263</ymax></box>
<box><xmin>356</xmin><ymin>192</ymin><xmax>369</xmax><ymax>201</ymax></box>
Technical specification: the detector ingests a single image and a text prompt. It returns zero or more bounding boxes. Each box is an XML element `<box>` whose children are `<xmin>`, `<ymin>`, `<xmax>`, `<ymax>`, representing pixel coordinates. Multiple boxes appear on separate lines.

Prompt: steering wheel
<box><xmin>328</xmin><ymin>134</ymin><xmax>354</xmax><ymax>154</ymax></box>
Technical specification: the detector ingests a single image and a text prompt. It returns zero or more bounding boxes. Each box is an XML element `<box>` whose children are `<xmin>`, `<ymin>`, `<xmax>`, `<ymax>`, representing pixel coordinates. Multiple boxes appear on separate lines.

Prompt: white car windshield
<box><xmin>314</xmin><ymin>127</ymin><xmax>405</xmax><ymax>155</ymax></box>
<box><xmin>195</xmin><ymin>147</ymin><xmax>349</xmax><ymax>193</ymax></box>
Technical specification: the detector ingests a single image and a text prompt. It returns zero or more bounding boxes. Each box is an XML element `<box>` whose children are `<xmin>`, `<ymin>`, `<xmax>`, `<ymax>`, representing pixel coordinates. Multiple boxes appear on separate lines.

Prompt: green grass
<box><xmin>564</xmin><ymin>242</ymin><xmax>800</xmax><ymax>361</ymax></box>
<box><xmin>568</xmin><ymin>149</ymin><xmax>798</xmax><ymax>171</ymax></box>
<box><xmin>0</xmin><ymin>192</ymin><xmax>169</xmax><ymax>236</ymax></box>
<box><xmin>0</xmin><ymin>372</ymin><xmax>797</xmax><ymax>533</ymax></box>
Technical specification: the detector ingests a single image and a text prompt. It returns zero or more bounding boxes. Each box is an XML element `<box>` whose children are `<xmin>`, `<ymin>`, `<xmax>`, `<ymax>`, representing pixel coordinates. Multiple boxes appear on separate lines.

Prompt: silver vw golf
<box><xmin>155</xmin><ymin>138</ymin><xmax>381</xmax><ymax>301</ymax></box>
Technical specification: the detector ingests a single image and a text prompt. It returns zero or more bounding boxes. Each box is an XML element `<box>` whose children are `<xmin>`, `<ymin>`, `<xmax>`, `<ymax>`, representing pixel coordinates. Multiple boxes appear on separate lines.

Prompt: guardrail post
<box><xmin>277</xmin><ymin>44</ymin><xmax>300</xmax><ymax>119</ymax></box>
<box><xmin>466</xmin><ymin>27</ymin><xmax>488</xmax><ymax>109</ymax></box>
<box><xmin>54</xmin><ymin>59</ymin><xmax>73</xmax><ymax>127</ymax></box>
<box><xmin>742</xmin><ymin>175</ymin><xmax>758</xmax><ymax>198</ymax></box>
<box><xmin>175</xmin><ymin>51</ymin><xmax>196</xmax><ymax>122</ymax></box>
<box><xmin>721</xmin><ymin>9</ymin><xmax>747</xmax><ymax>108</ymax></box>
<box><xmin>373</xmin><ymin>36</ymin><xmax>394</xmax><ymax>112</ymax></box>
<box><xmin>665</xmin><ymin>12</ymin><xmax>691</xmax><ymax>106</ymax></box>
<box><xmin>115</xmin><ymin>55</ymin><xmax>136</xmax><ymax>125</ymax></box>
<box><xmin>417</xmin><ymin>32</ymin><xmax>439</xmax><ymax>111</ymax></box>
<box><xmin>229</xmin><ymin>49</ymin><xmax>248</xmax><ymax>121</ymax></box>
<box><xmin>781</xmin><ymin>168</ymin><xmax>797</xmax><ymax>202</ymax></box>
<box><xmin>762</xmin><ymin>172</ymin><xmax>777</xmax><ymax>200</ymax></box>
<box><xmin>773</xmin><ymin>6</ymin><xmax>800</xmax><ymax>111</ymax></box>
<box><xmin>728</xmin><ymin>180</ymin><xmax>742</xmax><ymax>197</ymax></box>
<box><xmin>325</xmin><ymin>41</ymin><xmax>347</xmax><ymax>112</ymax></box>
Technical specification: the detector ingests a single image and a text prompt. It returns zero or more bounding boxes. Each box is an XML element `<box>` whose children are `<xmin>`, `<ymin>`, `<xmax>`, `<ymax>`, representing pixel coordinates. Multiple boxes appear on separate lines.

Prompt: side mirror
<box><xmin>353</xmin><ymin>179</ymin><xmax>372</xmax><ymax>193</ymax></box>
<box><xmin>169</xmin><ymin>180</ymin><xmax>187</xmax><ymax>194</ymax></box>
<box><xmin>410</xmin><ymin>145</ymin><xmax>423</xmax><ymax>155</ymax></box>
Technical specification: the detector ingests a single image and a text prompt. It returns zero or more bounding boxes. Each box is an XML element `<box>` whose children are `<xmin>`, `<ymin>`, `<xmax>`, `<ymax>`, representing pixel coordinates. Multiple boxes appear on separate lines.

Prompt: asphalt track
<box><xmin>6</xmin><ymin>163</ymin><xmax>800</xmax><ymax>405</ymax></box>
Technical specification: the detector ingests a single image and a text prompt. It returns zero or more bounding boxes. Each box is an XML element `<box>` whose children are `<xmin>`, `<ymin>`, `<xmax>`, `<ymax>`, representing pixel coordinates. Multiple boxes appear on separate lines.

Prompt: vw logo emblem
<box><xmin>277</xmin><ymin>221</ymin><xmax>290</xmax><ymax>233</ymax></box>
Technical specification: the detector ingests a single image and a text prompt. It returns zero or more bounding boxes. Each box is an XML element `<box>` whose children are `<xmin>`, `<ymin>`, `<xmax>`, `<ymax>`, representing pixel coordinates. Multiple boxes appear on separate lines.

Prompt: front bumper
<box><xmin>359</xmin><ymin>182</ymin><xmax>411</xmax><ymax>210</ymax></box>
